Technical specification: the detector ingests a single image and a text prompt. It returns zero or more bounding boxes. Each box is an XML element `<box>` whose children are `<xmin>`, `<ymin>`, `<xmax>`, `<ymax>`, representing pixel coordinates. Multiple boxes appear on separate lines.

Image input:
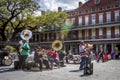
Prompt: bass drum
<box><xmin>2</xmin><ymin>56</ymin><xmax>13</xmax><ymax>66</ymax></box>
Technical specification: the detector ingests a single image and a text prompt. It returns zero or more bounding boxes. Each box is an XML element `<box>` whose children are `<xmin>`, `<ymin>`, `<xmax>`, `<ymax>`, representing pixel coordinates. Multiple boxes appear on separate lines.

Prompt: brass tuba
<box><xmin>20</xmin><ymin>29</ymin><xmax>32</xmax><ymax>40</ymax></box>
<box><xmin>52</xmin><ymin>40</ymin><xmax>63</xmax><ymax>51</ymax></box>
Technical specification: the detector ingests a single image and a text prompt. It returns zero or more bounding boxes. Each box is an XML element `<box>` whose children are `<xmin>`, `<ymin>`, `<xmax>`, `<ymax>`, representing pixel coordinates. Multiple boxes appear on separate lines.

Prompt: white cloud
<box><xmin>39</xmin><ymin>0</ymin><xmax>85</xmax><ymax>11</ymax></box>
<box><xmin>33</xmin><ymin>0</ymin><xmax>85</xmax><ymax>16</ymax></box>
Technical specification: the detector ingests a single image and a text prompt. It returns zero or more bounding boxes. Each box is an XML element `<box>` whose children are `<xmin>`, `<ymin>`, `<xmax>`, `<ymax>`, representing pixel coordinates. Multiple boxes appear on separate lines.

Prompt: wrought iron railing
<box><xmin>0</xmin><ymin>34</ymin><xmax>120</xmax><ymax>45</ymax></box>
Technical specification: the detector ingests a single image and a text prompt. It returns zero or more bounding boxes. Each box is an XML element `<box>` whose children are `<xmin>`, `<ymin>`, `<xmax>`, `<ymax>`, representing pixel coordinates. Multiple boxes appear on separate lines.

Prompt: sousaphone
<box><xmin>52</xmin><ymin>40</ymin><xmax>63</xmax><ymax>51</ymax></box>
<box><xmin>20</xmin><ymin>29</ymin><xmax>32</xmax><ymax>40</ymax></box>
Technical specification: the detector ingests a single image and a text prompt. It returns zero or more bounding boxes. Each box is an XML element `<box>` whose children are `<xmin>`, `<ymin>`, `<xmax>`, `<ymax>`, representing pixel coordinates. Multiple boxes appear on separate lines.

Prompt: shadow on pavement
<box><xmin>69</xmin><ymin>69</ymin><xmax>80</xmax><ymax>72</ymax></box>
<box><xmin>0</xmin><ymin>67</ymin><xmax>15</xmax><ymax>73</ymax></box>
<box><xmin>80</xmin><ymin>74</ymin><xmax>91</xmax><ymax>77</ymax></box>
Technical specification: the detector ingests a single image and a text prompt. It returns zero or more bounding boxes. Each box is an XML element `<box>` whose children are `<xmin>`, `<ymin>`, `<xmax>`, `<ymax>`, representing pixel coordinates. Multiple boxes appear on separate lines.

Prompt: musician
<box><xmin>16</xmin><ymin>40</ymin><xmax>23</xmax><ymax>55</ymax></box>
<box><xmin>14</xmin><ymin>40</ymin><xmax>23</xmax><ymax>69</ymax></box>
<box><xmin>34</xmin><ymin>47</ymin><xmax>43</xmax><ymax>71</ymax></box>
<box><xmin>19</xmin><ymin>40</ymin><xmax>30</xmax><ymax>70</ymax></box>
<box><xmin>47</xmin><ymin>49</ymin><xmax>60</xmax><ymax>69</ymax></box>
<box><xmin>42</xmin><ymin>49</ymin><xmax>50</xmax><ymax>69</ymax></box>
<box><xmin>59</xmin><ymin>50</ymin><xmax>66</xmax><ymax>67</ymax></box>
<box><xmin>66</xmin><ymin>50</ymin><xmax>73</xmax><ymax>63</ymax></box>
<box><xmin>79</xmin><ymin>41</ymin><xmax>88</xmax><ymax>70</ymax></box>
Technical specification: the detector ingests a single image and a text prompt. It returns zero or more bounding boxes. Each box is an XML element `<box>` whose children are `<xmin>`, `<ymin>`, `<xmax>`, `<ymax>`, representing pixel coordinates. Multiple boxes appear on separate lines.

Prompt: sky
<box><xmin>34</xmin><ymin>0</ymin><xmax>86</xmax><ymax>16</ymax></box>
<box><xmin>39</xmin><ymin>0</ymin><xmax>85</xmax><ymax>11</ymax></box>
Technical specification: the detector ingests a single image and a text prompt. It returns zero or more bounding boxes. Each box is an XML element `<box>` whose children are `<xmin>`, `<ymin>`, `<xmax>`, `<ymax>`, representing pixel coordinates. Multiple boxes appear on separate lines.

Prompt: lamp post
<box><xmin>38</xmin><ymin>26</ymin><xmax>42</xmax><ymax>32</ymax></box>
<box><xmin>37</xmin><ymin>26</ymin><xmax>42</xmax><ymax>45</ymax></box>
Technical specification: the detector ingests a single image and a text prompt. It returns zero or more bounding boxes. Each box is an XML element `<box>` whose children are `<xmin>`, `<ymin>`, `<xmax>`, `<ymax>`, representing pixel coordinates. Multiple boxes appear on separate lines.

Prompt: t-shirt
<box><xmin>79</xmin><ymin>44</ymin><xmax>85</xmax><ymax>53</ymax></box>
<box><xmin>21</xmin><ymin>43</ymin><xmax>30</xmax><ymax>55</ymax></box>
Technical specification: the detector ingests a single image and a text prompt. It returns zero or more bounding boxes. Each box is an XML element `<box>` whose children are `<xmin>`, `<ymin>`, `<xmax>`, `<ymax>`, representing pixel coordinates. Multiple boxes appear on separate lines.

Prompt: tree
<box><xmin>37</xmin><ymin>11</ymin><xmax>68</xmax><ymax>31</ymax></box>
<box><xmin>10</xmin><ymin>14</ymin><xmax>39</xmax><ymax>40</ymax></box>
<box><xmin>0</xmin><ymin>0</ymin><xmax>40</xmax><ymax>41</ymax></box>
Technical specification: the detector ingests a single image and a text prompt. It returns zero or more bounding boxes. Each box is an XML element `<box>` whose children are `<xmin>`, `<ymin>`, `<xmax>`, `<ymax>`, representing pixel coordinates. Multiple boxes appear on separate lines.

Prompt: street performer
<box><xmin>79</xmin><ymin>41</ymin><xmax>93</xmax><ymax>75</ymax></box>
<box><xmin>79</xmin><ymin>41</ymin><xmax>88</xmax><ymax>70</ymax></box>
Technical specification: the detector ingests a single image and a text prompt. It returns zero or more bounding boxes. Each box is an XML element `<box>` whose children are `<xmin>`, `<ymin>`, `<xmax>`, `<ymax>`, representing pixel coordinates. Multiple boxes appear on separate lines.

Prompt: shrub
<box><xmin>5</xmin><ymin>45</ymin><xmax>16</xmax><ymax>54</ymax></box>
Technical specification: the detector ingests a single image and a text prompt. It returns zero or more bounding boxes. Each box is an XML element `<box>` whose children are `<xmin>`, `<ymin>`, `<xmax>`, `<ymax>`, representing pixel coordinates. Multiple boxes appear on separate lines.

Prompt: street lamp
<box><xmin>38</xmin><ymin>26</ymin><xmax>42</xmax><ymax>32</ymax></box>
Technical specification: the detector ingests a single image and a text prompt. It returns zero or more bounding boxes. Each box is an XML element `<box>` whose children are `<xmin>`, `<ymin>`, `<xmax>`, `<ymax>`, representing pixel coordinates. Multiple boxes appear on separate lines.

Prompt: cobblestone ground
<box><xmin>0</xmin><ymin>60</ymin><xmax>120</xmax><ymax>80</ymax></box>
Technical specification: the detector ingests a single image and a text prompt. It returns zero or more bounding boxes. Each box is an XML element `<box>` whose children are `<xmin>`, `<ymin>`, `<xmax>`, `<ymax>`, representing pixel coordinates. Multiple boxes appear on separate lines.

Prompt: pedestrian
<box><xmin>97</xmin><ymin>45</ymin><xmax>104</xmax><ymax>62</ymax></box>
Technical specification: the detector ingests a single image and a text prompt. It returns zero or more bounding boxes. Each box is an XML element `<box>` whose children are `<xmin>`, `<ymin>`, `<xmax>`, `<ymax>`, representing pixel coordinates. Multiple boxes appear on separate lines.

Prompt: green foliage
<box><xmin>60</xmin><ymin>20</ymin><xmax>72</xmax><ymax>37</ymax></box>
<box><xmin>38</xmin><ymin>11</ymin><xmax>68</xmax><ymax>28</ymax></box>
<box><xmin>5</xmin><ymin>45</ymin><xmax>16</xmax><ymax>53</ymax></box>
<box><xmin>0</xmin><ymin>0</ymin><xmax>40</xmax><ymax>41</ymax></box>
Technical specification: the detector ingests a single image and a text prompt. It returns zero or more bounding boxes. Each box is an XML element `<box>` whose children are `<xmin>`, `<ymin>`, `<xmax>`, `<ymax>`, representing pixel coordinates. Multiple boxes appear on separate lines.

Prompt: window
<box><xmin>79</xmin><ymin>11</ymin><xmax>82</xmax><ymax>14</ymax></box>
<box><xmin>85</xmin><ymin>29</ymin><xmax>89</xmax><ymax>39</ymax></box>
<box><xmin>106</xmin><ymin>12</ymin><xmax>111</xmax><ymax>23</ymax></box>
<box><xmin>91</xmin><ymin>14</ymin><xmax>96</xmax><ymax>25</ymax></box>
<box><xmin>99</xmin><ymin>7</ymin><xmax>103</xmax><ymax>11</ymax></box>
<box><xmin>107</xmin><ymin>6</ymin><xmax>110</xmax><ymax>9</ymax></box>
<box><xmin>71</xmin><ymin>18</ymin><xmax>75</xmax><ymax>25</ymax></box>
<box><xmin>72</xmin><ymin>12</ymin><xmax>75</xmax><ymax>16</ymax></box>
<box><xmin>115</xmin><ymin>4</ymin><xmax>119</xmax><ymax>8</ymax></box>
<box><xmin>99</xmin><ymin>28</ymin><xmax>103</xmax><ymax>38</ymax></box>
<box><xmin>65</xmin><ymin>19</ymin><xmax>70</xmax><ymax>25</ymax></box>
<box><xmin>78</xmin><ymin>16</ymin><xmax>82</xmax><ymax>26</ymax></box>
<box><xmin>115</xmin><ymin>11</ymin><xmax>120</xmax><ymax>21</ymax></box>
<box><xmin>107</xmin><ymin>27</ymin><xmax>111</xmax><ymax>38</ymax></box>
<box><xmin>94</xmin><ymin>0</ymin><xmax>100</xmax><ymax>4</ymax></box>
<box><xmin>92</xmin><ymin>8</ymin><xmax>95</xmax><ymax>12</ymax></box>
<box><xmin>85</xmin><ymin>10</ymin><xmax>88</xmax><ymax>13</ymax></box>
<box><xmin>92</xmin><ymin>29</ymin><xmax>95</xmax><ymax>39</ymax></box>
<box><xmin>85</xmin><ymin>15</ymin><xmax>89</xmax><ymax>25</ymax></box>
<box><xmin>115</xmin><ymin>27</ymin><xmax>119</xmax><ymax>37</ymax></box>
<box><xmin>99</xmin><ymin>13</ymin><xmax>103</xmax><ymax>24</ymax></box>
<box><xmin>99</xmin><ymin>28</ymin><xmax>103</xmax><ymax>35</ymax></box>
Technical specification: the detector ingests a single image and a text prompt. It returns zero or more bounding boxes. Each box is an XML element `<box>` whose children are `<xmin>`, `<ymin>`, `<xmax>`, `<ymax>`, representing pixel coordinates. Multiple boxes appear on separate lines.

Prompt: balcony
<box><xmin>47</xmin><ymin>34</ymin><xmax>120</xmax><ymax>42</ymax></box>
<box><xmin>71</xmin><ymin>19</ymin><xmax>120</xmax><ymax>30</ymax></box>
<box><xmin>0</xmin><ymin>34</ymin><xmax>119</xmax><ymax>45</ymax></box>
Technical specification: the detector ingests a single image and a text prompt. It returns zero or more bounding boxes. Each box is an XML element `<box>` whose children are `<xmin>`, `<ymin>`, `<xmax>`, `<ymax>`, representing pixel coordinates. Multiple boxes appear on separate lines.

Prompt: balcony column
<box><xmin>47</xmin><ymin>33</ymin><xmax>49</xmax><ymax>41</ymax></box>
<box><xmin>43</xmin><ymin>33</ymin><xmax>45</xmax><ymax>41</ymax></box>
<box><xmin>70</xmin><ymin>44</ymin><xmax>73</xmax><ymax>53</ymax></box>
<box><xmin>104</xmin><ymin>44</ymin><xmax>107</xmax><ymax>53</ymax></box>
<box><xmin>78</xmin><ymin>30</ymin><xmax>82</xmax><ymax>40</ymax></box>
<box><xmin>111</xmin><ymin>43</ymin><xmax>114</xmax><ymax>53</ymax></box>
<box><xmin>96</xmin><ymin>44</ymin><xmax>98</xmax><ymax>53</ymax></box>
<box><xmin>56</xmin><ymin>32</ymin><xmax>59</xmax><ymax>40</ymax></box>
<box><xmin>39</xmin><ymin>34</ymin><xmax>41</xmax><ymax>42</ymax></box>
<box><xmin>61</xmin><ymin>33</ymin><xmax>64</xmax><ymax>41</ymax></box>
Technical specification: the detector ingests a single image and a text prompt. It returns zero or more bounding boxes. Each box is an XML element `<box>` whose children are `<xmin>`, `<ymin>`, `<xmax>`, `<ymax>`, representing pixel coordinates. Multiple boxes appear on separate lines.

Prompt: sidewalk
<box><xmin>0</xmin><ymin>60</ymin><xmax>120</xmax><ymax>80</ymax></box>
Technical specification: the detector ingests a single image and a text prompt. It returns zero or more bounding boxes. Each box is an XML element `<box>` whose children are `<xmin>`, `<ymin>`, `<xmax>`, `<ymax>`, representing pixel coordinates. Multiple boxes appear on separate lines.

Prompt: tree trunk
<box><xmin>0</xmin><ymin>31</ymin><xmax>7</xmax><ymax>41</ymax></box>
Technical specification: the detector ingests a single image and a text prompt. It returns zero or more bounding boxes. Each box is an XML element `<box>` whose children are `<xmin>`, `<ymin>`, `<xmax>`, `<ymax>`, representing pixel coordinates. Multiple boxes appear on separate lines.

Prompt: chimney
<box><xmin>79</xmin><ymin>2</ymin><xmax>83</xmax><ymax>7</ymax></box>
<box><xmin>58</xmin><ymin>7</ymin><xmax>62</xmax><ymax>12</ymax></box>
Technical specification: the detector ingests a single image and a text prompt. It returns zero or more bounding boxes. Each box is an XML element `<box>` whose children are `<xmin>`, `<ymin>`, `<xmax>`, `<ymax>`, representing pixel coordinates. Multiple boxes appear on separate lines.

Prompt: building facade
<box><xmin>62</xmin><ymin>0</ymin><xmax>120</xmax><ymax>54</ymax></box>
<box><xmin>14</xmin><ymin>0</ymin><xmax>120</xmax><ymax>54</ymax></box>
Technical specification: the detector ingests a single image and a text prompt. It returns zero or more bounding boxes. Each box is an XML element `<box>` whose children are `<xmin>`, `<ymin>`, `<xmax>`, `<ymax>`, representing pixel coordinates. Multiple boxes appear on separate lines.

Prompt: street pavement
<box><xmin>0</xmin><ymin>60</ymin><xmax>120</xmax><ymax>80</ymax></box>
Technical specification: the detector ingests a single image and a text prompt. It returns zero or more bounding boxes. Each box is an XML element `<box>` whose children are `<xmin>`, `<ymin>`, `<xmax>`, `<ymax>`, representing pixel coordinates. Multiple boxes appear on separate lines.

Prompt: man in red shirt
<box><xmin>47</xmin><ymin>49</ymin><xmax>59</xmax><ymax>69</ymax></box>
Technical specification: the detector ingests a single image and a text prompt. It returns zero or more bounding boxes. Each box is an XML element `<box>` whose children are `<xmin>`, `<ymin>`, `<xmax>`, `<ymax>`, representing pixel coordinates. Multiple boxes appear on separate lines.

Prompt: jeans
<box><xmin>79</xmin><ymin>56</ymin><xmax>87</xmax><ymax>70</ymax></box>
